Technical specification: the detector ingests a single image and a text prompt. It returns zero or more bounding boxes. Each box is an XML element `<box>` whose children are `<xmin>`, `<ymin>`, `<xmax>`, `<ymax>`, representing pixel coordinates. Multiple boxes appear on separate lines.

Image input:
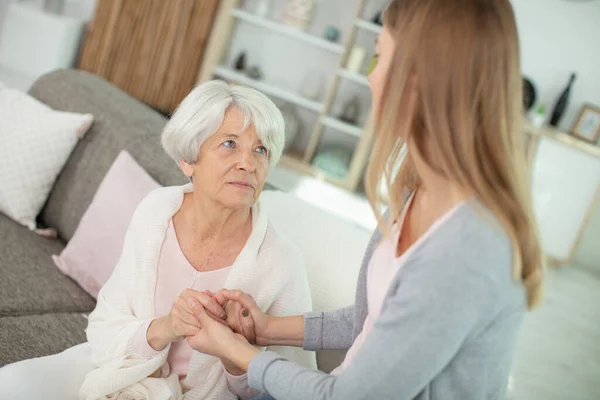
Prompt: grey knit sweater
<box><xmin>248</xmin><ymin>201</ymin><xmax>526</xmax><ymax>400</ymax></box>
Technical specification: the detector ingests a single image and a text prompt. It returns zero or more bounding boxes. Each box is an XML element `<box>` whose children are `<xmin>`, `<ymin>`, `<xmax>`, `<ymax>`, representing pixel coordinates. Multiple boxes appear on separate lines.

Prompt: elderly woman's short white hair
<box><xmin>162</xmin><ymin>80</ymin><xmax>285</xmax><ymax>168</ymax></box>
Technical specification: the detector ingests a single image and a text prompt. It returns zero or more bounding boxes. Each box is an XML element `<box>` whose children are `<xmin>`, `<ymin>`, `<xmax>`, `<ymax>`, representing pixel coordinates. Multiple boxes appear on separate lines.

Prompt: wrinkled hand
<box><xmin>213</xmin><ymin>289</ymin><xmax>270</xmax><ymax>346</ymax></box>
<box><xmin>160</xmin><ymin>288</ymin><xmax>227</xmax><ymax>343</ymax></box>
<box><xmin>186</xmin><ymin>301</ymin><xmax>249</xmax><ymax>361</ymax></box>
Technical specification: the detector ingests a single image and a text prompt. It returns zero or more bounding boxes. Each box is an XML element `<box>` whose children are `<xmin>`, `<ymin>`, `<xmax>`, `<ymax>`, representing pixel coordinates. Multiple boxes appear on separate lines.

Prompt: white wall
<box><xmin>511</xmin><ymin>0</ymin><xmax>600</xmax><ymax>134</ymax></box>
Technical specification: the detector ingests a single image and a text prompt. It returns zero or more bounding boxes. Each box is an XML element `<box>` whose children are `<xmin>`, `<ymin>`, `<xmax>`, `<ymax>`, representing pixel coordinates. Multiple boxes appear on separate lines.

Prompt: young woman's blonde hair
<box><xmin>365</xmin><ymin>0</ymin><xmax>544</xmax><ymax>308</ymax></box>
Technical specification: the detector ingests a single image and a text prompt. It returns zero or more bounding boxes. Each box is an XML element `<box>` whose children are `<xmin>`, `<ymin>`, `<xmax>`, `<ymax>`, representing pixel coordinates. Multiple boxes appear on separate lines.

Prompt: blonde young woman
<box><xmin>182</xmin><ymin>0</ymin><xmax>545</xmax><ymax>399</ymax></box>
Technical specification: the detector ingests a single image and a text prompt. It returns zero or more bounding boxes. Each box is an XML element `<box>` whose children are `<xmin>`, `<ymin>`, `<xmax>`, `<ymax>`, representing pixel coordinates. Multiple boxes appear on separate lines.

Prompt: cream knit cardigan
<box><xmin>79</xmin><ymin>184</ymin><xmax>316</xmax><ymax>400</ymax></box>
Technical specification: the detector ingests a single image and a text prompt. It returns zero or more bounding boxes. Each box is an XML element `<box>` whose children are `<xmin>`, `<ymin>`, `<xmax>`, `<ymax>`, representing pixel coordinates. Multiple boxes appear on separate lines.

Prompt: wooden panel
<box><xmin>78</xmin><ymin>0</ymin><xmax>219</xmax><ymax>113</ymax></box>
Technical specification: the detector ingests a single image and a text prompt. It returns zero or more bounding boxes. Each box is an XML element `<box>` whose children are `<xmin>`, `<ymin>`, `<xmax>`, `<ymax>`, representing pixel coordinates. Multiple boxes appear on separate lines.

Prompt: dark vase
<box><xmin>549</xmin><ymin>73</ymin><xmax>576</xmax><ymax>127</ymax></box>
<box><xmin>234</xmin><ymin>52</ymin><xmax>246</xmax><ymax>71</ymax></box>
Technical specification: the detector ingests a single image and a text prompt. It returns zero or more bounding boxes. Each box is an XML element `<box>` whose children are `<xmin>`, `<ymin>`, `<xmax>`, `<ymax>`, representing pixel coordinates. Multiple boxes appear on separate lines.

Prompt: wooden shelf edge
<box><xmin>524</xmin><ymin>122</ymin><xmax>600</xmax><ymax>159</ymax></box>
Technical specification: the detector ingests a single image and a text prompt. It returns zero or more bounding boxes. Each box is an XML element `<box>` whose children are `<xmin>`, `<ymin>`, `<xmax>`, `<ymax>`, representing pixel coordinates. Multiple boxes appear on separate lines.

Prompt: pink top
<box><xmin>129</xmin><ymin>219</ymin><xmax>257</xmax><ymax>398</ymax></box>
<box><xmin>332</xmin><ymin>193</ymin><xmax>415</xmax><ymax>375</ymax></box>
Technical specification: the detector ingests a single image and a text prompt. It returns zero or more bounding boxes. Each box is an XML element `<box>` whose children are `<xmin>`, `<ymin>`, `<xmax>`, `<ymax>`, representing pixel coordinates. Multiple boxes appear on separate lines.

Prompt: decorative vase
<box><xmin>312</xmin><ymin>146</ymin><xmax>352</xmax><ymax>179</ymax></box>
<box><xmin>246</xmin><ymin>65</ymin><xmax>263</xmax><ymax>80</ymax></box>
<box><xmin>234</xmin><ymin>52</ymin><xmax>247</xmax><ymax>71</ymax></box>
<box><xmin>279</xmin><ymin>103</ymin><xmax>301</xmax><ymax>149</ymax></box>
<box><xmin>300</xmin><ymin>70</ymin><xmax>324</xmax><ymax>100</ymax></box>
<box><xmin>346</xmin><ymin>47</ymin><xmax>366</xmax><ymax>73</ymax></box>
<box><xmin>282</xmin><ymin>0</ymin><xmax>316</xmax><ymax>31</ymax></box>
<box><xmin>522</xmin><ymin>77</ymin><xmax>536</xmax><ymax>112</ymax></box>
<box><xmin>549</xmin><ymin>72</ymin><xmax>576</xmax><ymax>127</ymax></box>
<box><xmin>323</xmin><ymin>26</ymin><xmax>340</xmax><ymax>42</ymax></box>
<box><xmin>339</xmin><ymin>96</ymin><xmax>361</xmax><ymax>125</ymax></box>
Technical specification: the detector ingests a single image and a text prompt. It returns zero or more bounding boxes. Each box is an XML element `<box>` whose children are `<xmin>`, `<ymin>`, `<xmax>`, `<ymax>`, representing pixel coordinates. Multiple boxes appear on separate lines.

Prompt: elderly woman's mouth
<box><xmin>228</xmin><ymin>181</ymin><xmax>255</xmax><ymax>190</ymax></box>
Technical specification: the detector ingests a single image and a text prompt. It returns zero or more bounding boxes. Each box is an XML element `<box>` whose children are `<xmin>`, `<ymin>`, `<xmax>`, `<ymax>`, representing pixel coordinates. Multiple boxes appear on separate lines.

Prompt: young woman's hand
<box><xmin>213</xmin><ymin>289</ymin><xmax>271</xmax><ymax>346</ymax></box>
<box><xmin>187</xmin><ymin>302</ymin><xmax>260</xmax><ymax>372</ymax></box>
<box><xmin>147</xmin><ymin>289</ymin><xmax>226</xmax><ymax>350</ymax></box>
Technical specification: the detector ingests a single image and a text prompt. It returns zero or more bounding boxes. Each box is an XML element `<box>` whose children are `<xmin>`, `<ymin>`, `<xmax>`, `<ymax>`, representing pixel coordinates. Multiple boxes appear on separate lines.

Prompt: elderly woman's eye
<box><xmin>256</xmin><ymin>146</ymin><xmax>268</xmax><ymax>156</ymax></box>
<box><xmin>222</xmin><ymin>140</ymin><xmax>236</xmax><ymax>148</ymax></box>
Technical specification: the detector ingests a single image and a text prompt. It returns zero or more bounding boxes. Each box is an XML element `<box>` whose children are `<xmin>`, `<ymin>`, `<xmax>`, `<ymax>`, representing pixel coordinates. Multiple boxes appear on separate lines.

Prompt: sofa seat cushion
<box><xmin>0</xmin><ymin>313</ymin><xmax>87</xmax><ymax>367</ymax></box>
<box><xmin>0</xmin><ymin>214</ymin><xmax>96</xmax><ymax>317</ymax></box>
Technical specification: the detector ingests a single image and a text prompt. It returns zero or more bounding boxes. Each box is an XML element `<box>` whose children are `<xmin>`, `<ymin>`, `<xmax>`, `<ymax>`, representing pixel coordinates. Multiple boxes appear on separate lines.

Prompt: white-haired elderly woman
<box><xmin>0</xmin><ymin>81</ymin><xmax>316</xmax><ymax>400</ymax></box>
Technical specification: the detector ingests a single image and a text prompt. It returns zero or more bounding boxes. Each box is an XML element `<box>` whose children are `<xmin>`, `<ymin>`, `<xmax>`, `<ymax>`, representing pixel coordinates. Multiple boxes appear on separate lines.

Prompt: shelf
<box><xmin>524</xmin><ymin>122</ymin><xmax>600</xmax><ymax>159</ymax></box>
<box><xmin>355</xmin><ymin>19</ymin><xmax>382</xmax><ymax>34</ymax></box>
<box><xmin>322</xmin><ymin>116</ymin><xmax>363</xmax><ymax>138</ymax></box>
<box><xmin>337</xmin><ymin>69</ymin><xmax>369</xmax><ymax>87</ymax></box>
<box><xmin>231</xmin><ymin>9</ymin><xmax>345</xmax><ymax>54</ymax></box>
<box><xmin>214</xmin><ymin>66</ymin><xmax>324</xmax><ymax>113</ymax></box>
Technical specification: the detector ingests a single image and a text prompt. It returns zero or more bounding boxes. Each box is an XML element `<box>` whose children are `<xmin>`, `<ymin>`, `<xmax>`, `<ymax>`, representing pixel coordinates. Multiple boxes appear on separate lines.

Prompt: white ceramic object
<box><xmin>254</xmin><ymin>0</ymin><xmax>271</xmax><ymax>18</ymax></box>
<box><xmin>346</xmin><ymin>46</ymin><xmax>366</xmax><ymax>73</ymax></box>
<box><xmin>282</xmin><ymin>0</ymin><xmax>316</xmax><ymax>31</ymax></box>
<box><xmin>300</xmin><ymin>70</ymin><xmax>324</xmax><ymax>100</ymax></box>
<box><xmin>280</xmin><ymin>102</ymin><xmax>301</xmax><ymax>149</ymax></box>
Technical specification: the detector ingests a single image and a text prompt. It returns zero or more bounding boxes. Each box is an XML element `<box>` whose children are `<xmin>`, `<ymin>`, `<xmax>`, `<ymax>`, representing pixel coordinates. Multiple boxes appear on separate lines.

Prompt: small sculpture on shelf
<box><xmin>312</xmin><ymin>146</ymin><xmax>353</xmax><ymax>179</ymax></box>
<box><xmin>234</xmin><ymin>52</ymin><xmax>246</xmax><ymax>71</ymax></box>
<box><xmin>253</xmin><ymin>0</ymin><xmax>271</xmax><ymax>18</ymax></box>
<box><xmin>339</xmin><ymin>96</ymin><xmax>361</xmax><ymax>126</ymax></box>
<box><xmin>300</xmin><ymin>70</ymin><xmax>324</xmax><ymax>100</ymax></box>
<box><xmin>323</xmin><ymin>26</ymin><xmax>340</xmax><ymax>42</ymax></box>
<box><xmin>282</xmin><ymin>0</ymin><xmax>316</xmax><ymax>31</ymax></box>
<box><xmin>279</xmin><ymin>102</ymin><xmax>301</xmax><ymax>149</ymax></box>
<box><xmin>246</xmin><ymin>65</ymin><xmax>264</xmax><ymax>80</ymax></box>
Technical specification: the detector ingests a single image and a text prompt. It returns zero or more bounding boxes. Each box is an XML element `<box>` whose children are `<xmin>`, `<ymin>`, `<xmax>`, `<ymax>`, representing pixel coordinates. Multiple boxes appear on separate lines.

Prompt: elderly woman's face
<box><xmin>186</xmin><ymin>107</ymin><xmax>269</xmax><ymax>209</ymax></box>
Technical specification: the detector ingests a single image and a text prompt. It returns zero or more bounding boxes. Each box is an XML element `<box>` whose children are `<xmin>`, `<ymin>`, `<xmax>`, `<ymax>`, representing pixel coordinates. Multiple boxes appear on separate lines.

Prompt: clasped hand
<box><xmin>152</xmin><ymin>288</ymin><xmax>267</xmax><ymax>366</ymax></box>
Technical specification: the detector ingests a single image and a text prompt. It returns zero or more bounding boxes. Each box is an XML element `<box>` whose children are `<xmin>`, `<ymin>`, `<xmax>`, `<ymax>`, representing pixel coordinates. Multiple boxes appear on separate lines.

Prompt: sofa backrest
<box><xmin>28</xmin><ymin>69</ymin><xmax>187</xmax><ymax>241</ymax></box>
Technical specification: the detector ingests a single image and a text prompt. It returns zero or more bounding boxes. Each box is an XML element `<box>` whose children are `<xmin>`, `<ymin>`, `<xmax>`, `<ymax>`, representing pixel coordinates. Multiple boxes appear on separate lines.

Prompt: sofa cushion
<box><xmin>0</xmin><ymin>213</ymin><xmax>96</xmax><ymax>317</ymax></box>
<box><xmin>27</xmin><ymin>70</ymin><xmax>187</xmax><ymax>242</ymax></box>
<box><xmin>0</xmin><ymin>313</ymin><xmax>87</xmax><ymax>367</ymax></box>
<box><xmin>0</xmin><ymin>83</ymin><xmax>93</xmax><ymax>230</ymax></box>
<box><xmin>52</xmin><ymin>151</ymin><xmax>161</xmax><ymax>298</ymax></box>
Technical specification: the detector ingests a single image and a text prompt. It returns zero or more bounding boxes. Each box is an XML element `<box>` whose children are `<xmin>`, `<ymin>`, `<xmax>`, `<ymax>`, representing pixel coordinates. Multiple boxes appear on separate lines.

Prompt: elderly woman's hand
<box><xmin>146</xmin><ymin>289</ymin><xmax>227</xmax><ymax>351</ymax></box>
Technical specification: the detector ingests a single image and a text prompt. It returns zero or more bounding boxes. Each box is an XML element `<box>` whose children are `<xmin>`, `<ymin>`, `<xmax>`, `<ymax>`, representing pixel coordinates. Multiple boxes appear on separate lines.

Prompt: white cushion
<box><xmin>0</xmin><ymin>84</ymin><xmax>93</xmax><ymax>229</ymax></box>
<box><xmin>260</xmin><ymin>190</ymin><xmax>371</xmax><ymax>313</ymax></box>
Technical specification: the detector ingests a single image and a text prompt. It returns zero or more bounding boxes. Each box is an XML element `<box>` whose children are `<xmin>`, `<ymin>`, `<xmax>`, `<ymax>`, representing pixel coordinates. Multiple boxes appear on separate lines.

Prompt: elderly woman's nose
<box><xmin>236</xmin><ymin>148</ymin><xmax>257</xmax><ymax>172</ymax></box>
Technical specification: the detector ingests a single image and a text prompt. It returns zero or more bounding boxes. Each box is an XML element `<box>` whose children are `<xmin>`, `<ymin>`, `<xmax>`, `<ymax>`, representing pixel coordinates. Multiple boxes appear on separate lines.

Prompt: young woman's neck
<box><xmin>409</xmin><ymin>142</ymin><xmax>467</xmax><ymax>207</ymax></box>
<box><xmin>184</xmin><ymin>190</ymin><xmax>252</xmax><ymax>242</ymax></box>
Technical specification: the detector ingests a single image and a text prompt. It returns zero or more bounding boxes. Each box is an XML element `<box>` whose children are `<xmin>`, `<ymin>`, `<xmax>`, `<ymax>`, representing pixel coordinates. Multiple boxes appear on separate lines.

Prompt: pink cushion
<box><xmin>52</xmin><ymin>151</ymin><xmax>161</xmax><ymax>298</ymax></box>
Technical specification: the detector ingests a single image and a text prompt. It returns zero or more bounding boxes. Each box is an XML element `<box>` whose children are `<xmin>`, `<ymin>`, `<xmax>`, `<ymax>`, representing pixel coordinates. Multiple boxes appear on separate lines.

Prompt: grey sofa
<box><xmin>0</xmin><ymin>69</ymin><xmax>191</xmax><ymax>367</ymax></box>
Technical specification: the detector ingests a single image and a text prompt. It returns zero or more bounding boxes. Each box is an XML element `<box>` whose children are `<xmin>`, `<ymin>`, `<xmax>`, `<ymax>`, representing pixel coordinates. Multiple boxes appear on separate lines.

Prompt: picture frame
<box><xmin>571</xmin><ymin>103</ymin><xmax>600</xmax><ymax>144</ymax></box>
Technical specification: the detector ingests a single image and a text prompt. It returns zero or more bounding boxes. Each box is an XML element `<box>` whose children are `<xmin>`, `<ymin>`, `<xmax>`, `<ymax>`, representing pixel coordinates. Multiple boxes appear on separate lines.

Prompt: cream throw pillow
<box><xmin>0</xmin><ymin>84</ymin><xmax>93</xmax><ymax>230</ymax></box>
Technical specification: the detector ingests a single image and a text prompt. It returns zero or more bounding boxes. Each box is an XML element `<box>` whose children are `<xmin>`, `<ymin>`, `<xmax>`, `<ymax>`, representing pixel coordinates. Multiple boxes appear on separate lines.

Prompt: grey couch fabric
<box><xmin>0</xmin><ymin>69</ymin><xmax>192</xmax><ymax>367</ymax></box>
<box><xmin>0</xmin><ymin>214</ymin><xmax>95</xmax><ymax>318</ymax></box>
<box><xmin>0</xmin><ymin>313</ymin><xmax>88</xmax><ymax>366</ymax></box>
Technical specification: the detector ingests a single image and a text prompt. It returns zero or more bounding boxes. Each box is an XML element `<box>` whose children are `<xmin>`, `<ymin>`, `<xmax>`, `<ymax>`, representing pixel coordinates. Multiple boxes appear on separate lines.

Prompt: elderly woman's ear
<box><xmin>179</xmin><ymin>160</ymin><xmax>194</xmax><ymax>179</ymax></box>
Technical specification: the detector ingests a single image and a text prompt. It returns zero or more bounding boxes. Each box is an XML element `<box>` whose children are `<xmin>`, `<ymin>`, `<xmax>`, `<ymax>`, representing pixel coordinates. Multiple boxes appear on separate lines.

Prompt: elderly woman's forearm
<box><xmin>260</xmin><ymin>315</ymin><xmax>304</xmax><ymax>347</ymax></box>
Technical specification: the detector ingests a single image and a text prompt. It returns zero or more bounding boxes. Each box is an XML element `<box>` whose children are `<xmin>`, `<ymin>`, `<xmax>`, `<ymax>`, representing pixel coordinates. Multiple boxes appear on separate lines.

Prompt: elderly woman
<box><xmin>0</xmin><ymin>81</ymin><xmax>316</xmax><ymax>399</ymax></box>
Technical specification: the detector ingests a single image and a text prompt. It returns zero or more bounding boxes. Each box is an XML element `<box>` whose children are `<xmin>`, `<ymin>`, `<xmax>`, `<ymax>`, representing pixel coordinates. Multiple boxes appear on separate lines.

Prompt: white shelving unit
<box><xmin>198</xmin><ymin>0</ymin><xmax>377</xmax><ymax>191</ymax></box>
<box><xmin>337</xmin><ymin>68</ymin><xmax>369</xmax><ymax>87</ymax></box>
<box><xmin>214</xmin><ymin>66</ymin><xmax>324</xmax><ymax>112</ymax></box>
<box><xmin>230</xmin><ymin>9</ymin><xmax>345</xmax><ymax>54</ymax></box>
<box><xmin>321</xmin><ymin>116</ymin><xmax>364</xmax><ymax>138</ymax></box>
<box><xmin>355</xmin><ymin>19</ymin><xmax>382</xmax><ymax>34</ymax></box>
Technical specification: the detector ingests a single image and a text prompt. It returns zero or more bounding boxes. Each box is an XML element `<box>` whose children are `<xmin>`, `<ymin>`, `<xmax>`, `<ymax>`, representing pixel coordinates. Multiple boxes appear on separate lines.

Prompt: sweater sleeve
<box><xmin>85</xmin><ymin>208</ymin><xmax>170</xmax><ymax>368</ymax></box>
<box><xmin>248</xmin><ymin>252</ymin><xmax>499</xmax><ymax>400</ymax></box>
<box><xmin>303</xmin><ymin>305</ymin><xmax>355</xmax><ymax>351</ymax></box>
<box><xmin>262</xmin><ymin>240</ymin><xmax>318</xmax><ymax>370</ymax></box>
